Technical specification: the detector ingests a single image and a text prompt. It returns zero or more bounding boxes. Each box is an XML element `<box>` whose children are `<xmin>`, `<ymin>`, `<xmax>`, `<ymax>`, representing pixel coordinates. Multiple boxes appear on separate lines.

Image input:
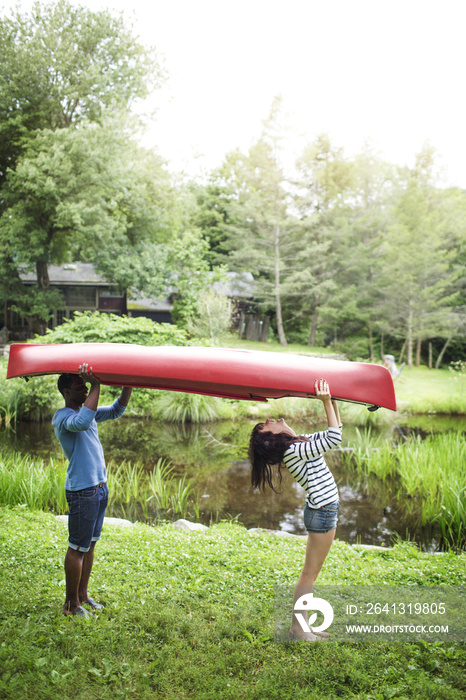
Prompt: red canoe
<box><xmin>6</xmin><ymin>343</ymin><xmax>397</xmax><ymax>411</ymax></box>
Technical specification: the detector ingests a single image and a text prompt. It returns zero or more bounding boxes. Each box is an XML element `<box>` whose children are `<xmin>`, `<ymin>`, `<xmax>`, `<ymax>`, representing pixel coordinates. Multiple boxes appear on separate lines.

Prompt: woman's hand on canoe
<box><xmin>315</xmin><ymin>378</ymin><xmax>331</xmax><ymax>401</ymax></box>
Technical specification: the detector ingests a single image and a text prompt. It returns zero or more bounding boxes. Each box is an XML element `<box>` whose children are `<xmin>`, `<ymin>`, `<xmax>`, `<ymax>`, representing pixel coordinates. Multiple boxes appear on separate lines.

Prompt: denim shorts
<box><xmin>303</xmin><ymin>501</ymin><xmax>339</xmax><ymax>533</ymax></box>
<box><xmin>65</xmin><ymin>483</ymin><xmax>108</xmax><ymax>552</ymax></box>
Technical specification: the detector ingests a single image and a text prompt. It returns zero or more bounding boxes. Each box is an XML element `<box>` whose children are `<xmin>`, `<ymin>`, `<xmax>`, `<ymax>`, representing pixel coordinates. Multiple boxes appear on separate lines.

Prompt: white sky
<box><xmin>3</xmin><ymin>0</ymin><xmax>466</xmax><ymax>186</ymax></box>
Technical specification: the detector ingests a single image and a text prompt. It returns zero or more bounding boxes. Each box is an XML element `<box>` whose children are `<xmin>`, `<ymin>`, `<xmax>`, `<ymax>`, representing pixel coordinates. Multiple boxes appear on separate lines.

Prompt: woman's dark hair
<box><xmin>248</xmin><ymin>423</ymin><xmax>309</xmax><ymax>493</ymax></box>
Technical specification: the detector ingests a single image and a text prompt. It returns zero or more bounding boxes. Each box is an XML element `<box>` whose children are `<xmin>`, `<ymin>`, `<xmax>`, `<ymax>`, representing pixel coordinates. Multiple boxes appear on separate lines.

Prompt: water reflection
<box><xmin>2</xmin><ymin>415</ymin><xmax>464</xmax><ymax>551</ymax></box>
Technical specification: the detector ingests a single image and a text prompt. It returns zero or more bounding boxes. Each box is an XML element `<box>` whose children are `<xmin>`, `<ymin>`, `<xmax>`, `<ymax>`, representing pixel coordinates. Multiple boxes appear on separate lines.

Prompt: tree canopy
<box><xmin>0</xmin><ymin>0</ymin><xmax>158</xmax><ymax>183</ymax></box>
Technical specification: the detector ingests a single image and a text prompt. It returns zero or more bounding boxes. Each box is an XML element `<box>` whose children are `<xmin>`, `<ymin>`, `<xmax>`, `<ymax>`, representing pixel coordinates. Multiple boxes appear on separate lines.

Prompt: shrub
<box><xmin>37</xmin><ymin>311</ymin><xmax>189</xmax><ymax>346</ymax></box>
<box><xmin>332</xmin><ymin>336</ymin><xmax>372</xmax><ymax>361</ymax></box>
<box><xmin>2</xmin><ymin>313</ymin><xmax>191</xmax><ymax>421</ymax></box>
<box><xmin>186</xmin><ymin>289</ymin><xmax>233</xmax><ymax>344</ymax></box>
<box><xmin>0</xmin><ymin>359</ymin><xmax>61</xmax><ymax>422</ymax></box>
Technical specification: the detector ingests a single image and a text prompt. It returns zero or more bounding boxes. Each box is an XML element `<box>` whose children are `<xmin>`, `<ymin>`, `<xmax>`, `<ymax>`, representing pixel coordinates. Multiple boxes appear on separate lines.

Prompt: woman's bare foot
<box><xmin>289</xmin><ymin>628</ymin><xmax>326</xmax><ymax>642</ymax></box>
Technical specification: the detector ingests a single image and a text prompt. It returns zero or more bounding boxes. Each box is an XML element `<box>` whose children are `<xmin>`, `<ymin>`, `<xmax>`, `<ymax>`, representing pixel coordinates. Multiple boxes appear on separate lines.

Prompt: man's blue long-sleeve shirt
<box><xmin>52</xmin><ymin>399</ymin><xmax>127</xmax><ymax>491</ymax></box>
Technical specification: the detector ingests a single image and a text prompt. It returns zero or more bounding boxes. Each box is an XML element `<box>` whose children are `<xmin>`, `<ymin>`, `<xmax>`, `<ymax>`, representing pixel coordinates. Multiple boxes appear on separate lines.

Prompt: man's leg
<box><xmin>78</xmin><ymin>484</ymin><xmax>108</xmax><ymax>609</ymax></box>
<box><xmin>78</xmin><ymin>541</ymin><xmax>96</xmax><ymax>605</ymax></box>
<box><xmin>63</xmin><ymin>547</ymin><xmax>85</xmax><ymax>615</ymax></box>
<box><xmin>64</xmin><ymin>485</ymin><xmax>105</xmax><ymax>615</ymax></box>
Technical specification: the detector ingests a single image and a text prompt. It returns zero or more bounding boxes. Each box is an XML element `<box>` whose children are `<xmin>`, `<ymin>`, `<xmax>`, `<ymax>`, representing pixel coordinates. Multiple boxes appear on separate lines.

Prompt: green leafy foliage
<box><xmin>186</xmin><ymin>288</ymin><xmax>233</xmax><ymax>343</ymax></box>
<box><xmin>0</xmin><ymin>0</ymin><xmax>160</xmax><ymax>178</ymax></box>
<box><xmin>0</xmin><ymin>363</ymin><xmax>61</xmax><ymax>422</ymax></box>
<box><xmin>38</xmin><ymin>310</ymin><xmax>189</xmax><ymax>346</ymax></box>
<box><xmin>0</xmin><ymin>119</ymin><xmax>174</xmax><ymax>329</ymax></box>
<box><xmin>168</xmin><ymin>230</ymin><xmax>227</xmax><ymax>328</ymax></box>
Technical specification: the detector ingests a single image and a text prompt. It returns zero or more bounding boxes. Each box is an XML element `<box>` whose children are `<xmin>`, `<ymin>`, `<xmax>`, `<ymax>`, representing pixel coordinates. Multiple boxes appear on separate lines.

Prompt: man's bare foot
<box><xmin>81</xmin><ymin>597</ymin><xmax>104</xmax><ymax>610</ymax></box>
<box><xmin>63</xmin><ymin>605</ymin><xmax>78</xmax><ymax>616</ymax></box>
<box><xmin>63</xmin><ymin>605</ymin><xmax>92</xmax><ymax>618</ymax></box>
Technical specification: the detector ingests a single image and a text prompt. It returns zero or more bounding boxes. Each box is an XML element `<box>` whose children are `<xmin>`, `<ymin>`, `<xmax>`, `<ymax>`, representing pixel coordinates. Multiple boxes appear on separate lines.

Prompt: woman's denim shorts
<box><xmin>303</xmin><ymin>501</ymin><xmax>339</xmax><ymax>533</ymax></box>
<box><xmin>66</xmin><ymin>483</ymin><xmax>108</xmax><ymax>552</ymax></box>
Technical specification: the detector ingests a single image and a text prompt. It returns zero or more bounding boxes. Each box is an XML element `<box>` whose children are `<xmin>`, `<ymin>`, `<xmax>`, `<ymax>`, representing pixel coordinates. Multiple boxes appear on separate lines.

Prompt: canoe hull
<box><xmin>6</xmin><ymin>343</ymin><xmax>397</xmax><ymax>411</ymax></box>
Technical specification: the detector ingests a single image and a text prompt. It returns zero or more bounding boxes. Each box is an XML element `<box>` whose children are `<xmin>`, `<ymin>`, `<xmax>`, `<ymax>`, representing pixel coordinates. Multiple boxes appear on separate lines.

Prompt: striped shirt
<box><xmin>283</xmin><ymin>426</ymin><xmax>342</xmax><ymax>509</ymax></box>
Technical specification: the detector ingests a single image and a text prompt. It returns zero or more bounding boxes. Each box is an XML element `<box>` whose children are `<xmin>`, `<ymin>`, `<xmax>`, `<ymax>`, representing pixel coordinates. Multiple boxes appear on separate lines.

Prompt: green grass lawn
<box><xmin>224</xmin><ymin>336</ymin><xmax>339</xmax><ymax>356</ymax></box>
<box><xmin>1</xmin><ymin>507</ymin><xmax>465</xmax><ymax>700</ymax></box>
<box><xmin>393</xmin><ymin>366</ymin><xmax>466</xmax><ymax>415</ymax></box>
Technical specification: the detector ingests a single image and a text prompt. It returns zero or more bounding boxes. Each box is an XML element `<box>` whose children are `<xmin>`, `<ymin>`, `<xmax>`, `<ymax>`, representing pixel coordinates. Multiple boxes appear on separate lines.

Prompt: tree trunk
<box><xmin>308</xmin><ymin>298</ymin><xmax>319</xmax><ymax>347</ymax></box>
<box><xmin>407</xmin><ymin>306</ymin><xmax>413</xmax><ymax>370</ymax></box>
<box><xmin>274</xmin><ymin>225</ymin><xmax>287</xmax><ymax>346</ymax></box>
<box><xmin>435</xmin><ymin>335</ymin><xmax>452</xmax><ymax>369</ymax></box>
<box><xmin>368</xmin><ymin>322</ymin><xmax>375</xmax><ymax>362</ymax></box>
<box><xmin>428</xmin><ymin>342</ymin><xmax>432</xmax><ymax>369</ymax></box>
<box><xmin>398</xmin><ymin>340</ymin><xmax>406</xmax><ymax>365</ymax></box>
<box><xmin>36</xmin><ymin>259</ymin><xmax>50</xmax><ymax>291</ymax></box>
<box><xmin>415</xmin><ymin>338</ymin><xmax>422</xmax><ymax>366</ymax></box>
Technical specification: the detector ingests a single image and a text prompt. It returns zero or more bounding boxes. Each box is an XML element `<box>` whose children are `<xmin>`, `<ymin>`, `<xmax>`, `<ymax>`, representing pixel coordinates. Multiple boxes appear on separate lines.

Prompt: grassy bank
<box><xmin>0</xmin><ymin>507</ymin><xmax>465</xmax><ymax>700</ymax></box>
<box><xmin>341</xmin><ymin>431</ymin><xmax>466</xmax><ymax>550</ymax></box>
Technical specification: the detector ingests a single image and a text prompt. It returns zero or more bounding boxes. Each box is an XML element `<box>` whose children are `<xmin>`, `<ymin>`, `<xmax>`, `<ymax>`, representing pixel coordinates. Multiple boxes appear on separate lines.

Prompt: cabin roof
<box><xmin>20</xmin><ymin>263</ymin><xmax>107</xmax><ymax>286</ymax></box>
<box><xmin>19</xmin><ymin>265</ymin><xmax>255</xmax><ymax>312</ymax></box>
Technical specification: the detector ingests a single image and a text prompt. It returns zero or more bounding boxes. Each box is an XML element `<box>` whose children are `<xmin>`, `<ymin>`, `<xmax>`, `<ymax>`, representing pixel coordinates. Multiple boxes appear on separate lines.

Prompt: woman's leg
<box><xmin>290</xmin><ymin>529</ymin><xmax>336</xmax><ymax>640</ymax></box>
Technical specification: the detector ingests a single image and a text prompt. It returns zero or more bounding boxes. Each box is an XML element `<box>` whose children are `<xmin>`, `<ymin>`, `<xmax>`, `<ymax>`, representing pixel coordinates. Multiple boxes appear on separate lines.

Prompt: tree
<box><xmin>0</xmin><ymin>0</ymin><xmax>158</xmax><ymax>187</ymax></box>
<box><xmin>186</xmin><ymin>289</ymin><xmax>233</xmax><ymax>344</ymax></box>
<box><xmin>199</xmin><ymin>98</ymin><xmax>293</xmax><ymax>346</ymax></box>
<box><xmin>330</xmin><ymin>145</ymin><xmax>397</xmax><ymax>359</ymax></box>
<box><xmin>168</xmin><ymin>230</ymin><xmax>227</xmax><ymax>329</ymax></box>
<box><xmin>378</xmin><ymin>151</ymin><xmax>461</xmax><ymax>369</ymax></box>
<box><xmin>0</xmin><ymin>0</ymin><xmax>165</xmax><ymax>332</ymax></box>
<box><xmin>290</xmin><ymin>134</ymin><xmax>354</xmax><ymax>346</ymax></box>
<box><xmin>191</xmin><ymin>179</ymin><xmax>241</xmax><ymax>269</ymax></box>
<box><xmin>0</xmin><ymin>118</ymin><xmax>173</xmax><ymax>333</ymax></box>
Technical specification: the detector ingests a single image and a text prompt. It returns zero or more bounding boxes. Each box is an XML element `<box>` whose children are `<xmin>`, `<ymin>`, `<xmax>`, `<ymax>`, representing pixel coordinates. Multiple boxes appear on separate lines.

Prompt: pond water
<box><xmin>3</xmin><ymin>413</ymin><xmax>465</xmax><ymax>551</ymax></box>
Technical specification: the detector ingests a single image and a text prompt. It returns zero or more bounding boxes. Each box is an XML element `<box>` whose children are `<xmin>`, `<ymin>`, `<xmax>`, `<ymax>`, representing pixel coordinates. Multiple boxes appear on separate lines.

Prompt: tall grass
<box><xmin>0</xmin><ymin>387</ymin><xmax>22</xmax><ymax>427</ymax></box>
<box><xmin>0</xmin><ymin>453</ymin><xmax>196</xmax><ymax>523</ymax></box>
<box><xmin>343</xmin><ymin>430</ymin><xmax>466</xmax><ymax>550</ymax></box>
<box><xmin>146</xmin><ymin>458</ymin><xmax>193</xmax><ymax>514</ymax></box>
<box><xmin>107</xmin><ymin>458</ymin><xmax>195</xmax><ymax>521</ymax></box>
<box><xmin>153</xmin><ymin>391</ymin><xmax>221</xmax><ymax>423</ymax></box>
<box><xmin>0</xmin><ymin>452</ymin><xmax>68</xmax><ymax>512</ymax></box>
<box><xmin>396</xmin><ymin>434</ymin><xmax>465</xmax><ymax>542</ymax></box>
